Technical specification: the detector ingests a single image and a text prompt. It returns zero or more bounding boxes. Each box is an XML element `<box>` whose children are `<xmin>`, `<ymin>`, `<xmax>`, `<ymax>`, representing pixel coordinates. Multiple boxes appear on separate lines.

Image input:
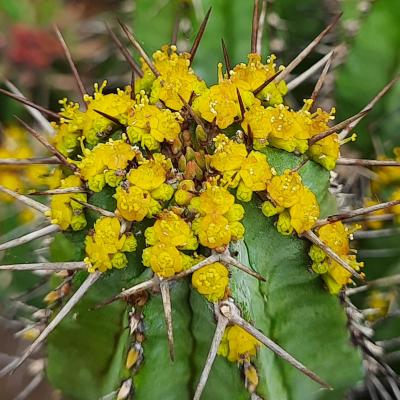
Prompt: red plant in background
<box><xmin>8</xmin><ymin>24</ymin><xmax>63</xmax><ymax>69</ymax></box>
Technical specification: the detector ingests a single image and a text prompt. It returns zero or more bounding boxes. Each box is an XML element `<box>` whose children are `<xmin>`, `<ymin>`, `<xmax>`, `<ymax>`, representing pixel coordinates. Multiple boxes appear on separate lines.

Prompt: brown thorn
<box><xmin>117</xmin><ymin>19</ymin><xmax>160</xmax><ymax>77</ymax></box>
<box><xmin>177</xmin><ymin>93</ymin><xmax>207</xmax><ymax>131</ymax></box>
<box><xmin>53</xmin><ymin>25</ymin><xmax>87</xmax><ymax>108</ymax></box>
<box><xmin>251</xmin><ymin>0</ymin><xmax>260</xmax><ymax>54</ymax></box>
<box><xmin>130</xmin><ymin>70</ymin><xmax>136</xmax><ymax>99</ymax></box>
<box><xmin>0</xmin><ymin>272</ymin><xmax>100</xmax><ymax>376</ymax></box>
<box><xmin>193</xmin><ymin>305</ymin><xmax>229</xmax><ymax>400</ymax></box>
<box><xmin>340</xmin><ymin>75</ymin><xmax>399</xmax><ymax>139</ymax></box>
<box><xmin>93</xmin><ymin>109</ymin><xmax>125</xmax><ymax>128</ymax></box>
<box><xmin>221</xmin><ymin>38</ymin><xmax>231</xmax><ymax>74</ymax></box>
<box><xmin>15</xmin><ymin>117</ymin><xmax>77</xmax><ymax>171</ymax></box>
<box><xmin>253</xmin><ymin>69</ymin><xmax>282</xmax><ymax>95</ymax></box>
<box><xmin>171</xmin><ymin>12</ymin><xmax>180</xmax><ymax>46</ymax></box>
<box><xmin>311</xmin><ymin>50</ymin><xmax>335</xmax><ymax>106</ymax></box>
<box><xmin>278</xmin><ymin>13</ymin><xmax>342</xmax><ymax>82</ymax></box>
<box><xmin>291</xmin><ymin>157</ymin><xmax>310</xmax><ymax>172</ymax></box>
<box><xmin>0</xmin><ymin>88</ymin><xmax>60</xmax><ymax>121</ymax></box>
<box><xmin>160</xmin><ymin>281</ymin><xmax>175</xmax><ymax>362</ymax></box>
<box><xmin>302</xmin><ymin>230</ymin><xmax>364</xmax><ymax>281</ymax></box>
<box><xmin>314</xmin><ymin>199</ymin><xmax>400</xmax><ymax>228</ymax></box>
<box><xmin>256</xmin><ymin>0</ymin><xmax>267</xmax><ymax>54</ymax></box>
<box><xmin>4</xmin><ymin>80</ymin><xmax>54</xmax><ymax>135</ymax></box>
<box><xmin>105</xmin><ymin>23</ymin><xmax>143</xmax><ymax>78</ymax></box>
<box><xmin>336</xmin><ymin>158</ymin><xmax>400</xmax><ymax>167</ymax></box>
<box><xmin>236</xmin><ymin>88</ymin><xmax>246</xmax><ymax>120</ymax></box>
<box><xmin>0</xmin><ymin>157</ymin><xmax>61</xmax><ymax>165</ymax></box>
<box><xmin>190</xmin><ymin>7</ymin><xmax>212</xmax><ymax>64</ymax></box>
<box><xmin>309</xmin><ymin>108</ymin><xmax>371</xmax><ymax>145</ymax></box>
<box><xmin>0</xmin><ymin>185</ymin><xmax>49</xmax><ymax>213</ymax></box>
<box><xmin>224</xmin><ymin>303</ymin><xmax>332</xmax><ymax>390</ymax></box>
<box><xmin>70</xmin><ymin>198</ymin><xmax>116</xmax><ymax>217</ymax></box>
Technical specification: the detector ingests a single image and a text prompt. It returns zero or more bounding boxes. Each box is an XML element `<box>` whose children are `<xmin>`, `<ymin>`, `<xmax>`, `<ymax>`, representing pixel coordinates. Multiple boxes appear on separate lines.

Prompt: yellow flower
<box><xmin>237</xmin><ymin>151</ymin><xmax>272</xmax><ymax>201</ymax></box>
<box><xmin>317</xmin><ymin>222</ymin><xmax>349</xmax><ymax>255</ymax></box>
<box><xmin>192</xmin><ymin>80</ymin><xmax>258</xmax><ymax>129</ymax></box>
<box><xmin>0</xmin><ymin>125</ymin><xmax>54</xmax><ymax>200</ymax></box>
<box><xmin>241</xmin><ymin>105</ymin><xmax>272</xmax><ymax>149</ymax></box>
<box><xmin>389</xmin><ymin>188</ymin><xmax>400</xmax><ymax>220</ymax></box>
<box><xmin>84</xmin><ymin>217</ymin><xmax>136</xmax><ymax>273</ymax></box>
<box><xmin>49</xmin><ymin>175</ymin><xmax>87</xmax><ymax>231</ymax></box>
<box><xmin>267</xmin><ymin>170</ymin><xmax>303</xmax><ymax>208</ymax></box>
<box><xmin>190</xmin><ymin>184</ymin><xmax>245</xmax><ymax>248</ymax></box>
<box><xmin>289</xmin><ymin>187</ymin><xmax>320</xmax><ymax>233</ymax></box>
<box><xmin>276</xmin><ymin>210</ymin><xmax>293</xmax><ymax>236</ymax></box>
<box><xmin>128</xmin><ymin>155</ymin><xmax>169</xmax><ymax>191</ymax></box>
<box><xmin>362</xmin><ymin>199</ymin><xmax>386</xmax><ymax>230</ymax></box>
<box><xmin>190</xmin><ymin>185</ymin><xmax>235</xmax><ymax>215</ymax></box>
<box><xmin>77</xmin><ymin>139</ymin><xmax>136</xmax><ymax>187</ymax></box>
<box><xmin>149</xmin><ymin>45</ymin><xmax>207</xmax><ymax>110</ymax></box>
<box><xmin>142</xmin><ymin>243</ymin><xmax>183</xmax><ymax>278</ymax></box>
<box><xmin>308</xmin><ymin>134</ymin><xmax>340</xmax><ymax>171</ymax></box>
<box><xmin>231</xmin><ymin>53</ymin><xmax>287</xmax><ymax>104</ymax></box>
<box><xmin>310</xmin><ymin>222</ymin><xmax>364</xmax><ymax>294</ymax></box>
<box><xmin>127</xmin><ymin>96</ymin><xmax>182</xmax><ymax>150</ymax></box>
<box><xmin>53</xmin><ymin>99</ymin><xmax>84</xmax><ymax>156</ymax></box>
<box><xmin>145</xmin><ymin>211</ymin><xmax>197</xmax><ymax>250</ymax></box>
<box><xmin>82</xmin><ymin>82</ymin><xmax>134</xmax><ymax>145</ymax></box>
<box><xmin>193</xmin><ymin>214</ymin><xmax>233</xmax><ymax>249</ymax></box>
<box><xmin>210</xmin><ymin>135</ymin><xmax>248</xmax><ymax>172</ymax></box>
<box><xmin>261</xmin><ymin>201</ymin><xmax>284</xmax><ymax>217</ymax></box>
<box><xmin>366</xmin><ymin>291</ymin><xmax>394</xmax><ymax>321</ymax></box>
<box><xmin>114</xmin><ymin>185</ymin><xmax>161</xmax><ymax>222</ymax></box>
<box><xmin>174</xmin><ymin>179</ymin><xmax>196</xmax><ymax>206</ymax></box>
<box><xmin>192</xmin><ymin>262</ymin><xmax>229</xmax><ymax>302</ymax></box>
<box><xmin>218</xmin><ymin>325</ymin><xmax>260</xmax><ymax>363</ymax></box>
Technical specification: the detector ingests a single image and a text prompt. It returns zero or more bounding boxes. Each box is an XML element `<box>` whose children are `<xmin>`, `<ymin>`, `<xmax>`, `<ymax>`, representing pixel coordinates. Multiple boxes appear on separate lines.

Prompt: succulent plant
<box><xmin>1</xmin><ymin>3</ymin><xmax>400</xmax><ymax>400</ymax></box>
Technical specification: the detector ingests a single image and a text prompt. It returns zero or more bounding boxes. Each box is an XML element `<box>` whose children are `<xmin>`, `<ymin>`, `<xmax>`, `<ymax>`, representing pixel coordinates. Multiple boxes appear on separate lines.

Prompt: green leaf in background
<box><xmin>336</xmin><ymin>0</ymin><xmax>400</xmax><ymax>156</ymax></box>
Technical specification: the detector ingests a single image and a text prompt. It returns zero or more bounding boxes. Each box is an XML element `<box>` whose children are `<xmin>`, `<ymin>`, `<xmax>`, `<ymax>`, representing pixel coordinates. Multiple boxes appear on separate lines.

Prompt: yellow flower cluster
<box><xmin>142</xmin><ymin>211</ymin><xmax>197</xmax><ymax>277</ymax></box>
<box><xmin>210</xmin><ymin>134</ymin><xmax>272</xmax><ymax>201</ymax></box>
<box><xmin>193</xmin><ymin>75</ymin><xmax>258</xmax><ymax>129</ymax></box>
<box><xmin>48</xmin><ymin>175</ymin><xmax>87</xmax><ymax>231</ymax></box>
<box><xmin>127</xmin><ymin>95</ymin><xmax>183</xmax><ymax>150</ymax></box>
<box><xmin>75</xmin><ymin>139</ymin><xmax>136</xmax><ymax>192</ymax></box>
<box><xmin>366</xmin><ymin>291</ymin><xmax>395</xmax><ymax>321</ymax></box>
<box><xmin>190</xmin><ymin>184</ymin><xmax>245</xmax><ymax>249</ymax></box>
<box><xmin>230</xmin><ymin>53</ymin><xmax>287</xmax><ymax>104</ymax></box>
<box><xmin>0</xmin><ymin>125</ymin><xmax>54</xmax><ymax>202</ymax></box>
<box><xmin>191</xmin><ymin>262</ymin><xmax>229</xmax><ymax>302</ymax></box>
<box><xmin>371</xmin><ymin>148</ymin><xmax>400</xmax><ymax>192</ymax></box>
<box><xmin>218</xmin><ymin>325</ymin><xmax>260</xmax><ymax>363</ymax></box>
<box><xmin>241</xmin><ymin>102</ymin><xmax>339</xmax><ymax>169</ymax></box>
<box><xmin>114</xmin><ymin>154</ymin><xmax>174</xmax><ymax>221</ymax></box>
<box><xmin>262</xmin><ymin>170</ymin><xmax>320</xmax><ymax>234</ymax></box>
<box><xmin>85</xmin><ymin>217</ymin><xmax>137</xmax><ymax>272</ymax></box>
<box><xmin>53</xmin><ymin>82</ymin><xmax>134</xmax><ymax>155</ymax></box>
<box><xmin>390</xmin><ymin>188</ymin><xmax>400</xmax><ymax>223</ymax></box>
<box><xmin>309</xmin><ymin>222</ymin><xmax>364</xmax><ymax>294</ymax></box>
<box><xmin>149</xmin><ymin>45</ymin><xmax>207</xmax><ymax>110</ymax></box>
<box><xmin>363</xmin><ymin>199</ymin><xmax>386</xmax><ymax>230</ymax></box>
<box><xmin>53</xmin><ymin>99</ymin><xmax>84</xmax><ymax>156</ymax></box>
<box><xmin>83</xmin><ymin>82</ymin><xmax>134</xmax><ymax>145</ymax></box>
